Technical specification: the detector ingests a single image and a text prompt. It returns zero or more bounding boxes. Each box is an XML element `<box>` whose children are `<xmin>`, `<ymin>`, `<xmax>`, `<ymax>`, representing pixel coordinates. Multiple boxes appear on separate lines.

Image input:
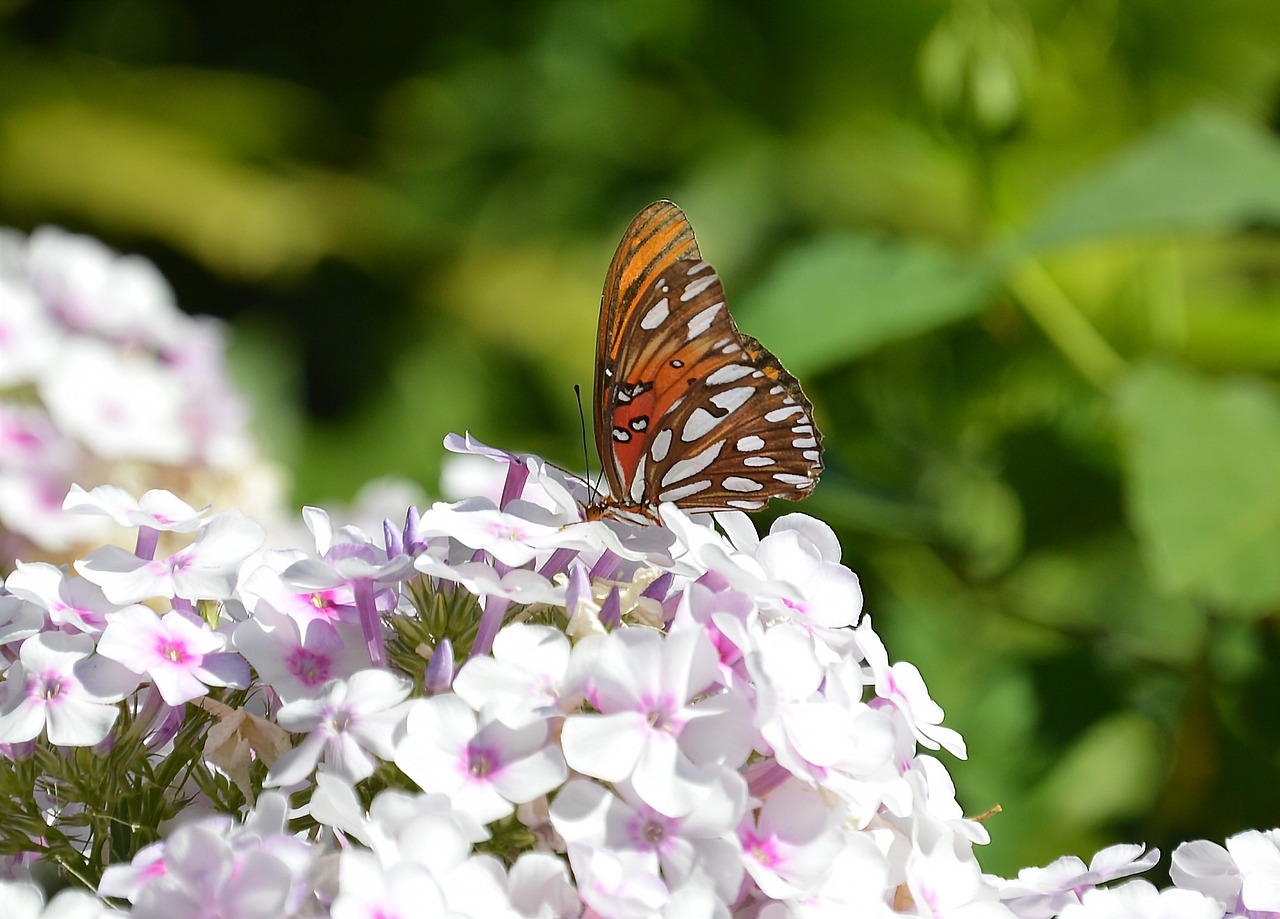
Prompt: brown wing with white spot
<box><xmin>593</xmin><ymin>201</ymin><xmax>823</xmax><ymax>515</ymax></box>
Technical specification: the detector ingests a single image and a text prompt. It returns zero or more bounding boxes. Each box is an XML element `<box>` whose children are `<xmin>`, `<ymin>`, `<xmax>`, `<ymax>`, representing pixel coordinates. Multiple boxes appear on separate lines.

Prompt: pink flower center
<box><xmin>159</xmin><ymin>639</ymin><xmax>190</xmax><ymax>663</ymax></box>
<box><xmin>286</xmin><ymin>648</ymin><xmax>331</xmax><ymax>687</ymax></box>
<box><xmin>34</xmin><ymin>672</ymin><xmax>64</xmax><ymax>701</ymax></box>
<box><xmin>743</xmin><ymin>830</ymin><xmax>781</xmax><ymax>867</ymax></box>
<box><xmin>466</xmin><ymin>745</ymin><xmax>498</xmax><ymax>779</ymax></box>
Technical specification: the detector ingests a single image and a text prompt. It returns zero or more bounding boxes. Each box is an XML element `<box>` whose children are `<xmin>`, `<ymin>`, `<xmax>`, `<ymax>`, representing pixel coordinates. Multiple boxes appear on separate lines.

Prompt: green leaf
<box><xmin>1117</xmin><ymin>361</ymin><xmax>1280</xmax><ymax>615</ymax></box>
<box><xmin>737</xmin><ymin>233</ymin><xmax>1000</xmax><ymax>375</ymax></box>
<box><xmin>1022</xmin><ymin>108</ymin><xmax>1280</xmax><ymax>252</ymax></box>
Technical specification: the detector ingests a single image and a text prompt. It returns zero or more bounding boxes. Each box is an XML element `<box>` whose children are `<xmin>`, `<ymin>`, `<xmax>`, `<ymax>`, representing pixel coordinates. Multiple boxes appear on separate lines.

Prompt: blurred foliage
<box><xmin>3</xmin><ymin>0</ymin><xmax>1280</xmax><ymax>879</ymax></box>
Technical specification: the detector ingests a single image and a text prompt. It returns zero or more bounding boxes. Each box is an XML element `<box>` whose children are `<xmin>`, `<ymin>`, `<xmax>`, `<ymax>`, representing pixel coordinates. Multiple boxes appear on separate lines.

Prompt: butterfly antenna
<box><xmin>573</xmin><ymin>384</ymin><xmax>596</xmax><ymax>497</ymax></box>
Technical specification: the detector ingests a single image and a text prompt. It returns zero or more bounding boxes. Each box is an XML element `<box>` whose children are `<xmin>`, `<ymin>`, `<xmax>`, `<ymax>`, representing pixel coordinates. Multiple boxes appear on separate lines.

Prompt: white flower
<box><xmin>267</xmin><ymin>669</ymin><xmax>412</xmax><ymax>786</ymax></box>
<box><xmin>63</xmin><ymin>483</ymin><xmax>208</xmax><ymax>532</ymax></box>
<box><xmin>0</xmin><ymin>631</ymin><xmax>137</xmax><ymax>746</ymax></box>
<box><xmin>395</xmin><ymin>693</ymin><xmax>567</xmax><ymax>825</ymax></box>
<box><xmin>76</xmin><ymin>508</ymin><xmax>265</xmax><ymax>603</ymax></box>
<box><xmin>452</xmin><ymin>623</ymin><xmax>573</xmax><ymax>727</ymax></box>
<box><xmin>560</xmin><ymin>626</ymin><xmax>754</xmax><ymax>818</ymax></box>
<box><xmin>1057</xmin><ymin>879</ymin><xmax>1222</xmax><ymax>919</ymax></box>
<box><xmin>40</xmin><ymin>337</ymin><xmax>193</xmax><ymax>464</ymax></box>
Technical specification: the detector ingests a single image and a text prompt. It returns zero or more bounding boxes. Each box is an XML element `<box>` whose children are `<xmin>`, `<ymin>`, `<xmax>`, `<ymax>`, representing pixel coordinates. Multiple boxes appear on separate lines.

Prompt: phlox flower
<box><xmin>267</xmin><ymin>669</ymin><xmax>412</xmax><ymax>786</ymax></box>
<box><xmin>566</xmin><ymin>840</ymin><xmax>670</xmax><ymax>919</ymax></box>
<box><xmin>739</xmin><ymin>780</ymin><xmax>844</xmax><ymax>901</ymax></box>
<box><xmin>40</xmin><ymin>337</ymin><xmax>193</xmax><ymax>465</ymax></box>
<box><xmin>75</xmin><ymin>508</ymin><xmax>265</xmax><ymax>603</ymax></box>
<box><xmin>239</xmin><ymin>551</ymin><xmax>361</xmax><ymax>638</ymax></box>
<box><xmin>62</xmin><ymin>483</ymin><xmax>208</xmax><ymax>532</ymax></box>
<box><xmin>662</xmin><ymin>508</ymin><xmax>862</xmax><ymax>641</ymax></box>
<box><xmin>506</xmin><ymin>853</ymin><xmax>579</xmax><ymax>919</ymax></box>
<box><xmin>750</xmin><ymin>620</ymin><xmax>861</xmax><ymax>784</ymax></box>
<box><xmin>451</xmin><ymin>623</ymin><xmax>572</xmax><ymax>726</ymax></box>
<box><xmin>126</xmin><ymin>820</ymin><xmax>307</xmax><ymax>919</ymax></box>
<box><xmin>3</xmin><ymin>561</ymin><xmax>119</xmax><ymax>634</ymax></box>
<box><xmin>560</xmin><ymin>625</ymin><xmax>754</xmax><ymax>818</ymax></box>
<box><xmin>95</xmin><ymin>605</ymin><xmax>249</xmax><ymax>705</ymax></box>
<box><xmin>309</xmin><ymin>777</ymin><xmax>489</xmax><ymax>870</ymax></box>
<box><xmin>1057</xmin><ymin>879</ymin><xmax>1222</xmax><ymax>919</ymax></box>
<box><xmin>995</xmin><ymin>843</ymin><xmax>1162</xmax><ymax>917</ymax></box>
<box><xmin>26</xmin><ymin>225</ymin><xmax>183</xmax><ymax>345</ymax></box>
<box><xmin>1171</xmin><ymin>829</ymin><xmax>1280</xmax><ymax>915</ymax></box>
<box><xmin>331</xmin><ymin>849</ymin><xmax>450</xmax><ymax>919</ymax></box>
<box><xmin>395</xmin><ymin>693</ymin><xmax>567</xmax><ymax>825</ymax></box>
<box><xmin>758</xmin><ymin>829</ymin><xmax>898</xmax><ymax>918</ymax></box>
<box><xmin>232</xmin><ymin>602</ymin><xmax>370</xmax><ymax>703</ymax></box>
<box><xmin>0</xmin><ymin>876</ymin><xmax>113</xmax><ymax>919</ymax></box>
<box><xmin>857</xmin><ymin>622</ymin><xmax>967</xmax><ymax>758</ymax></box>
<box><xmin>550</xmin><ymin>769</ymin><xmax>746</xmax><ymax>904</ymax></box>
<box><xmin>0</xmin><ymin>274</ymin><xmax>59</xmax><ymax>387</ymax></box>
<box><xmin>0</xmin><ymin>591</ymin><xmax>44</xmax><ymax>646</ymax></box>
<box><xmin>279</xmin><ymin>507</ymin><xmax>414</xmax><ymax>666</ymax></box>
<box><xmin>0</xmin><ymin>631</ymin><xmax>137</xmax><ymax>746</ymax></box>
<box><xmin>905</xmin><ymin>831</ymin><xmax>1013</xmax><ymax>918</ymax></box>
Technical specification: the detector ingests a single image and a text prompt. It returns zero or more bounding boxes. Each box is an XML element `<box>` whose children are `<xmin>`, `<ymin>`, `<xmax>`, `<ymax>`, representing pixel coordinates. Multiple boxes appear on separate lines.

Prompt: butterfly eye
<box><xmin>591</xmin><ymin>201</ymin><xmax>822</xmax><ymax>520</ymax></box>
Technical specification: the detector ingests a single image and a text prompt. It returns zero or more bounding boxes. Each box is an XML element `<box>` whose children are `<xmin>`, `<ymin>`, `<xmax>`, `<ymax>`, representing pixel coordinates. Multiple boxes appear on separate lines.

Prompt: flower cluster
<box><xmin>0</xmin><ymin>227</ymin><xmax>284</xmax><ymax>566</ymax></box>
<box><xmin>0</xmin><ymin>436</ymin><xmax>1277</xmax><ymax>918</ymax></box>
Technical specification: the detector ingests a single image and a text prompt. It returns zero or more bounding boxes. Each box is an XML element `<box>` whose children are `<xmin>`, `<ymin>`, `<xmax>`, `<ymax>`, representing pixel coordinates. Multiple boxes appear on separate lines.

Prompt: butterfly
<box><xmin>590</xmin><ymin>200</ymin><xmax>823</xmax><ymax>521</ymax></box>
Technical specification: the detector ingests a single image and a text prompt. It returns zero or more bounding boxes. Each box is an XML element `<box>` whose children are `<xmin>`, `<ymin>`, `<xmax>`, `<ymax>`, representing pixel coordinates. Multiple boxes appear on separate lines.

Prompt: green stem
<box><xmin>1007</xmin><ymin>259</ymin><xmax>1128</xmax><ymax>388</ymax></box>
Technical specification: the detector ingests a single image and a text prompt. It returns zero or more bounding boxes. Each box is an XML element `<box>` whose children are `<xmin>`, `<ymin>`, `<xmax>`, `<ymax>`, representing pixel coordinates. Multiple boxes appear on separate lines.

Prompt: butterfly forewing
<box><xmin>593</xmin><ymin>201</ymin><xmax>822</xmax><ymax>516</ymax></box>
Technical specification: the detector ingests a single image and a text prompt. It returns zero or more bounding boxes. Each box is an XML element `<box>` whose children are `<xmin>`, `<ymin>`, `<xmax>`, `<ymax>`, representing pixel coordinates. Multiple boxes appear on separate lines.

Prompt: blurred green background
<box><xmin>4</xmin><ymin>0</ymin><xmax>1280</xmax><ymax>879</ymax></box>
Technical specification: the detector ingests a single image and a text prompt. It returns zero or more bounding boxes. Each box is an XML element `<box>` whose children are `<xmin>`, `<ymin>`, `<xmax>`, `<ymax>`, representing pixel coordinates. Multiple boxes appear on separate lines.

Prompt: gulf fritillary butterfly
<box><xmin>589</xmin><ymin>200</ymin><xmax>823</xmax><ymax>521</ymax></box>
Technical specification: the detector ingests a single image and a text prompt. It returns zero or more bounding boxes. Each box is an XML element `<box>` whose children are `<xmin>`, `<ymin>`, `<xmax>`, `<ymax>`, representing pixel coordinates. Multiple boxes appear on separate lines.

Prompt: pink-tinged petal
<box><xmin>346</xmin><ymin>669</ymin><xmax>413</xmax><ymax>713</ymax></box>
<box><xmin>678</xmin><ymin>690</ymin><xmax>754</xmax><ymax>769</ymax></box>
<box><xmin>1170</xmin><ymin>839</ymin><xmax>1237</xmax><ymax>907</ymax></box>
<box><xmin>45</xmin><ymin>694</ymin><xmax>121</xmax><ymax>746</ymax></box>
<box><xmin>489</xmin><ymin>743</ymin><xmax>567</xmax><ymax>804</ymax></box>
<box><xmin>193</xmin><ymin>651</ymin><xmax>251</xmax><ymax>689</ymax></box>
<box><xmin>74</xmin><ymin>654</ymin><xmax>140</xmax><ymax>701</ymax></box>
<box><xmin>192</xmin><ymin>510</ymin><xmax>266</xmax><ymax>568</ymax></box>
<box><xmin>75</xmin><ymin>546</ymin><xmax>167</xmax><ymax>604</ymax></box>
<box><xmin>770</xmin><ymin>514</ymin><xmax>842</xmax><ymax>563</ymax></box>
<box><xmin>0</xmin><ymin>690</ymin><xmax>48</xmax><ymax>744</ymax></box>
<box><xmin>149</xmin><ymin>663</ymin><xmax>212</xmax><ymax>706</ymax></box>
<box><xmin>266</xmin><ymin>731</ymin><xmax>328</xmax><ymax>787</ymax></box>
<box><xmin>561</xmin><ymin>711</ymin><xmax>649</xmax><ymax>781</ymax></box>
<box><xmin>631</xmin><ymin>731</ymin><xmax>707</xmax><ymax>818</ymax></box>
<box><xmin>407</xmin><ymin>694</ymin><xmax>478</xmax><ymax>749</ymax></box>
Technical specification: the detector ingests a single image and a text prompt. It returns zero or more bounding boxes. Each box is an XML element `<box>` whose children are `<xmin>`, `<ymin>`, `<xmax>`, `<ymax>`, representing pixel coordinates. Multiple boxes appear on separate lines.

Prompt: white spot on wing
<box><xmin>727</xmin><ymin>499</ymin><xmax>765</xmax><ymax>510</ymax></box>
<box><xmin>710</xmin><ymin>386</ymin><xmax>753</xmax><ymax>413</ymax></box>
<box><xmin>744</xmin><ymin>456</ymin><xmax>775</xmax><ymax>467</ymax></box>
<box><xmin>765</xmin><ymin>406</ymin><xmax>805</xmax><ymax>423</ymax></box>
<box><xmin>650</xmin><ymin>428</ymin><xmax>672</xmax><ymax>462</ymax></box>
<box><xmin>659</xmin><ymin>480</ymin><xmax>713</xmax><ymax>502</ymax></box>
<box><xmin>736</xmin><ymin>435</ymin><xmax>765</xmax><ymax>451</ymax></box>
<box><xmin>680</xmin><ymin>273</ymin><xmax>718</xmax><ymax>301</ymax></box>
<box><xmin>686</xmin><ymin>303</ymin><xmax>723</xmax><ymax>340</ymax></box>
<box><xmin>706</xmin><ymin>364</ymin><xmax>753</xmax><ymax>385</ymax></box>
<box><xmin>640</xmin><ymin>298</ymin><xmax>670</xmax><ymax>330</ymax></box>
<box><xmin>681</xmin><ymin>408</ymin><xmax>719</xmax><ymax>442</ymax></box>
<box><xmin>686</xmin><ymin>261</ymin><xmax>711</xmax><ymax>275</ymax></box>
<box><xmin>661</xmin><ymin>438</ymin><xmax>726</xmax><ymax>487</ymax></box>
<box><xmin>723</xmin><ymin>476</ymin><xmax>764</xmax><ymax>492</ymax></box>
<box><xmin>793</xmin><ymin>437</ymin><xmax>818</xmax><ymax>448</ymax></box>
<box><xmin>774</xmin><ymin>473</ymin><xmax>812</xmax><ymax>486</ymax></box>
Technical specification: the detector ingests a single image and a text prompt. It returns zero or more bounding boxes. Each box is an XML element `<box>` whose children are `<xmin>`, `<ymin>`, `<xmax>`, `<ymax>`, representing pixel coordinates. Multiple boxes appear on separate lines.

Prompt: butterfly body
<box><xmin>590</xmin><ymin>201</ymin><xmax>822</xmax><ymax>519</ymax></box>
